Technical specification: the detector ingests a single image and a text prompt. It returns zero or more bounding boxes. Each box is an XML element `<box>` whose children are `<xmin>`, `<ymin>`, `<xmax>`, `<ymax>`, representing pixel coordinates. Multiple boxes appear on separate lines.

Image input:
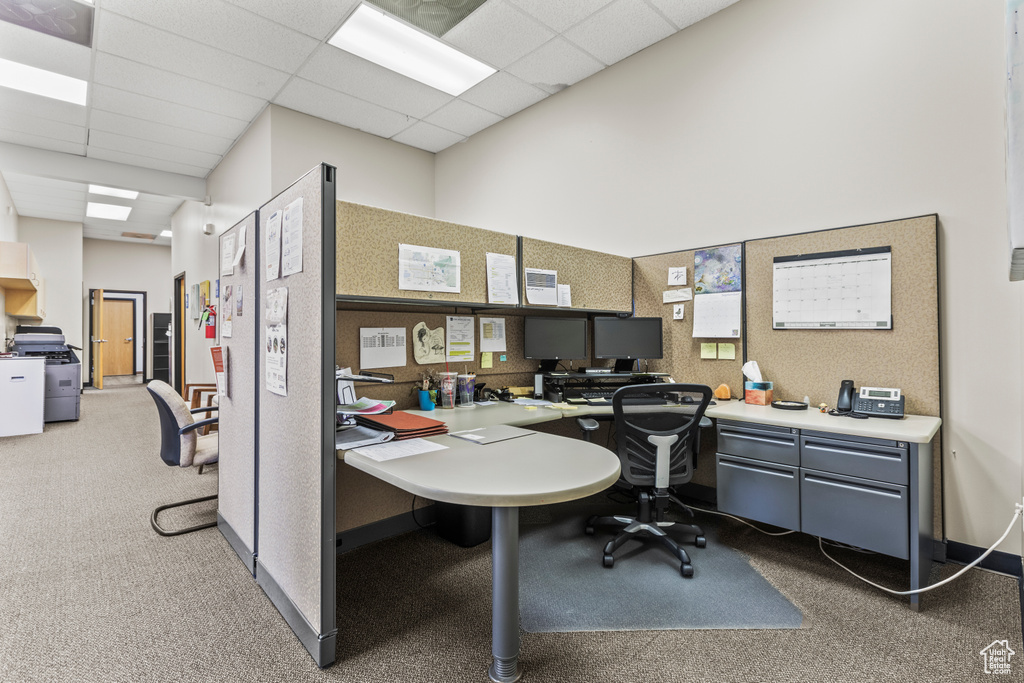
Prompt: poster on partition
<box><xmin>265</xmin><ymin>287</ymin><xmax>288</xmax><ymax>396</ymax></box>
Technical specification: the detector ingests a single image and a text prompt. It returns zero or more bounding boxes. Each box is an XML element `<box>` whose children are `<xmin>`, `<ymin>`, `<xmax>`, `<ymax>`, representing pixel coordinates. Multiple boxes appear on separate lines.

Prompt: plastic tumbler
<box><xmin>439</xmin><ymin>372</ymin><xmax>458</xmax><ymax>409</ymax></box>
<box><xmin>457</xmin><ymin>374</ymin><xmax>476</xmax><ymax>408</ymax></box>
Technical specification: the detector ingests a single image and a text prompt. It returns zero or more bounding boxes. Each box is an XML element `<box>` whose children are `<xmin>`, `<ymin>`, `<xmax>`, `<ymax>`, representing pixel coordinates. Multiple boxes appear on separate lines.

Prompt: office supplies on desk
<box><xmin>771</xmin><ymin>400</ymin><xmax>808</xmax><ymax>410</ymax></box>
<box><xmin>335</xmin><ymin>426</ymin><xmax>394</xmax><ymax>450</ymax></box>
<box><xmin>450</xmin><ymin>425</ymin><xmax>535</xmax><ymax>445</ymax></box>
<box><xmin>337</xmin><ymin>398</ymin><xmax>395</xmax><ymax>415</ymax></box>
<box><xmin>352</xmin><ymin>438</ymin><xmax>448</xmax><ymax>462</ymax></box>
<box><xmin>854</xmin><ymin>387</ymin><xmax>905</xmax><ymax>418</ymax></box>
<box><xmin>354</xmin><ymin>411</ymin><xmax>448</xmax><ymax>439</ymax></box>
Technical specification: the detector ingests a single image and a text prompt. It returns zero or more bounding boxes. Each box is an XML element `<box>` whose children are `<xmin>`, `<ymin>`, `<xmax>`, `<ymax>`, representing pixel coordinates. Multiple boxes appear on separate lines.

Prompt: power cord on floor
<box><xmin>411</xmin><ymin>495</ymin><xmax>434</xmax><ymax>529</ymax></box>
<box><xmin>687</xmin><ymin>505</ymin><xmax>798</xmax><ymax>537</ymax></box>
<box><xmin>818</xmin><ymin>502</ymin><xmax>1024</xmax><ymax>596</ymax></box>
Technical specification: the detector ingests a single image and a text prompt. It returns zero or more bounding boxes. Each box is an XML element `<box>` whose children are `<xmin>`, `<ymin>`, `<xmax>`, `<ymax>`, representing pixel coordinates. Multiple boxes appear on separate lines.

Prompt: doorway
<box><xmin>103</xmin><ymin>299</ymin><xmax>135</xmax><ymax>377</ymax></box>
<box><xmin>88</xmin><ymin>288</ymin><xmax>148</xmax><ymax>389</ymax></box>
<box><xmin>173</xmin><ymin>272</ymin><xmax>186</xmax><ymax>395</ymax></box>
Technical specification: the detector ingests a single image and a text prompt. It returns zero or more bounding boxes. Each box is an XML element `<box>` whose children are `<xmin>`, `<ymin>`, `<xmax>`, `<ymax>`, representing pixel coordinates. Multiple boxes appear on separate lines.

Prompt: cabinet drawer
<box><xmin>800</xmin><ymin>469</ymin><xmax>908</xmax><ymax>559</ymax></box>
<box><xmin>716</xmin><ymin>453</ymin><xmax>800</xmax><ymax>531</ymax></box>
<box><xmin>717</xmin><ymin>420</ymin><xmax>800</xmax><ymax>466</ymax></box>
<box><xmin>800</xmin><ymin>433</ymin><xmax>908</xmax><ymax>485</ymax></box>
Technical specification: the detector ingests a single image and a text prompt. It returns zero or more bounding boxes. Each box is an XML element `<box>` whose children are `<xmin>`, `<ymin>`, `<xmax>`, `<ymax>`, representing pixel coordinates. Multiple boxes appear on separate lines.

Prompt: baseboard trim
<box><xmin>256</xmin><ymin>563</ymin><xmax>337</xmax><ymax>668</ymax></box>
<box><xmin>217</xmin><ymin>513</ymin><xmax>255</xmax><ymax>576</ymax></box>
<box><xmin>336</xmin><ymin>507</ymin><xmax>437</xmax><ymax>555</ymax></box>
<box><xmin>946</xmin><ymin>540</ymin><xmax>1023</xmax><ymax>578</ymax></box>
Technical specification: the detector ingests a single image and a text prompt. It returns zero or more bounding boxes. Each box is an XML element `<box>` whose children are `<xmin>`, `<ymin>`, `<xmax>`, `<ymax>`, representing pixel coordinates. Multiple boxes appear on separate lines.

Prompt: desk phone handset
<box><xmin>834</xmin><ymin>380</ymin><xmax>905</xmax><ymax>419</ymax></box>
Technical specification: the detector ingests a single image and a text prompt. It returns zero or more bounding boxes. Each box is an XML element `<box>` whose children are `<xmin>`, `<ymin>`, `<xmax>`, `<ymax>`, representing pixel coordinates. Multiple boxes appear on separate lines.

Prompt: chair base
<box><xmin>151</xmin><ymin>494</ymin><xmax>218</xmax><ymax>537</ymax></box>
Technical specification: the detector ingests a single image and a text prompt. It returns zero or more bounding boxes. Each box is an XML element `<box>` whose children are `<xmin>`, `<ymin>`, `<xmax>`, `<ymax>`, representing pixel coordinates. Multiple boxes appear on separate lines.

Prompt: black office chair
<box><xmin>146</xmin><ymin>380</ymin><xmax>219</xmax><ymax>536</ymax></box>
<box><xmin>586</xmin><ymin>383</ymin><xmax>713</xmax><ymax>577</ymax></box>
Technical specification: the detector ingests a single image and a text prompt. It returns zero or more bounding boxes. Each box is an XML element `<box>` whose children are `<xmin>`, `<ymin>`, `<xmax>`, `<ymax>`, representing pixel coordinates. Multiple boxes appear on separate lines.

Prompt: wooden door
<box><xmin>92</xmin><ymin>289</ymin><xmax>105</xmax><ymax>389</ymax></box>
<box><xmin>104</xmin><ymin>299</ymin><xmax>134</xmax><ymax>376</ymax></box>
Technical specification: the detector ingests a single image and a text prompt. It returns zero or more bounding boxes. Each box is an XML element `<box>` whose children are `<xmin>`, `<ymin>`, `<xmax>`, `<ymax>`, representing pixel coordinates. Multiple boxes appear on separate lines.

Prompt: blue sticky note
<box><xmin>500</xmin><ymin>355</ymin><xmax>507</xmax><ymax>362</ymax></box>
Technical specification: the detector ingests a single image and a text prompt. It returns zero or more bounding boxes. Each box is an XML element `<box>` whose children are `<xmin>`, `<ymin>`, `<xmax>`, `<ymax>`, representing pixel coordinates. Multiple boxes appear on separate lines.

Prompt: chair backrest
<box><xmin>146</xmin><ymin>380</ymin><xmax>197</xmax><ymax>467</ymax></box>
<box><xmin>612</xmin><ymin>383</ymin><xmax>713</xmax><ymax>489</ymax></box>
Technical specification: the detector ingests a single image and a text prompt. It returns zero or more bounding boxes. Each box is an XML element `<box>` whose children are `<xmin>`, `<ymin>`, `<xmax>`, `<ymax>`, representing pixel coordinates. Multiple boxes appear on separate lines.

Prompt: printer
<box><xmin>9</xmin><ymin>325</ymin><xmax>82</xmax><ymax>422</ymax></box>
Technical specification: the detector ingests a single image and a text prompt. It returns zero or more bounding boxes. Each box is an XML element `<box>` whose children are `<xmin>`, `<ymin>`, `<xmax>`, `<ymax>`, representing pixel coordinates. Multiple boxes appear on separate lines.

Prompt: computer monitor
<box><xmin>523</xmin><ymin>317</ymin><xmax>588</xmax><ymax>372</ymax></box>
<box><xmin>593</xmin><ymin>316</ymin><xmax>663</xmax><ymax>372</ymax></box>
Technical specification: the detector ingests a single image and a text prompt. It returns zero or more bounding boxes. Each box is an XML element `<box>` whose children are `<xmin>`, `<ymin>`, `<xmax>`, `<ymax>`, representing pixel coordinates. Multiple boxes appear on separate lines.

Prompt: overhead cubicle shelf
<box><xmin>520</xmin><ymin>236</ymin><xmax>633</xmax><ymax>313</ymax></box>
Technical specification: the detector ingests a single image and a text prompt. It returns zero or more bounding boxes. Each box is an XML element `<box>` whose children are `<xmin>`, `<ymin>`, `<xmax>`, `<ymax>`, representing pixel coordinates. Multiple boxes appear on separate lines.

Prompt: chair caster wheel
<box><xmin>585</xmin><ymin>526</ymin><xmax>595</xmax><ymax>535</ymax></box>
<box><xmin>695</xmin><ymin>536</ymin><xmax>706</xmax><ymax>548</ymax></box>
<box><xmin>603</xmin><ymin>554</ymin><xmax>615</xmax><ymax>568</ymax></box>
<box><xmin>681</xmin><ymin>563</ymin><xmax>694</xmax><ymax>578</ymax></box>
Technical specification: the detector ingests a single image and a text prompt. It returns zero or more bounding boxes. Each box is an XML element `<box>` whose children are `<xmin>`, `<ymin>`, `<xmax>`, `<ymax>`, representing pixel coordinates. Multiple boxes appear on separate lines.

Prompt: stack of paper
<box><xmin>337</xmin><ymin>397</ymin><xmax>396</xmax><ymax>415</ymax></box>
<box><xmin>354</xmin><ymin>411</ymin><xmax>448</xmax><ymax>440</ymax></box>
<box><xmin>335</xmin><ymin>426</ymin><xmax>394</xmax><ymax>451</ymax></box>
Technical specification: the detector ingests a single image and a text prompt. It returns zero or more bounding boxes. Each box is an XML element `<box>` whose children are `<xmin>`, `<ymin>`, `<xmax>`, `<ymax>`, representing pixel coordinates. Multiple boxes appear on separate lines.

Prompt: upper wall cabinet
<box><xmin>520</xmin><ymin>237</ymin><xmax>633</xmax><ymax>313</ymax></box>
<box><xmin>5</xmin><ymin>278</ymin><xmax>45</xmax><ymax>321</ymax></box>
<box><xmin>335</xmin><ymin>202</ymin><xmax>517</xmax><ymax>305</ymax></box>
<box><xmin>0</xmin><ymin>241</ymin><xmax>41</xmax><ymax>291</ymax></box>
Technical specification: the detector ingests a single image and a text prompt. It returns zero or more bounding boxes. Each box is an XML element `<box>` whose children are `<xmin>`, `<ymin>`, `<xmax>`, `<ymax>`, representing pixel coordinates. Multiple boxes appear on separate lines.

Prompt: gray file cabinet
<box><xmin>707</xmin><ymin>403</ymin><xmax>940</xmax><ymax>611</ymax></box>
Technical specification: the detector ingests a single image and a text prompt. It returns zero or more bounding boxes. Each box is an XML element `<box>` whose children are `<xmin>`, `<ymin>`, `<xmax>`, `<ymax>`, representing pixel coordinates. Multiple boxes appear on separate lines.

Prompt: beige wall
<box><xmin>82</xmin><ymin>238</ymin><xmax>172</xmax><ymax>379</ymax></box>
<box><xmin>434</xmin><ymin>0</ymin><xmax>1017</xmax><ymax>553</ymax></box>
<box><xmin>18</xmin><ymin>217</ymin><xmax>84</xmax><ymax>361</ymax></box>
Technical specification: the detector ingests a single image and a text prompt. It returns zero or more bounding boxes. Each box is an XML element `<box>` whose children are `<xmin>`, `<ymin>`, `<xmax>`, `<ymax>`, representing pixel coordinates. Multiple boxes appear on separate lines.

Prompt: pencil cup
<box><xmin>457</xmin><ymin>374</ymin><xmax>475</xmax><ymax>408</ymax></box>
<box><xmin>439</xmin><ymin>372</ymin><xmax>458</xmax><ymax>409</ymax></box>
<box><xmin>417</xmin><ymin>390</ymin><xmax>435</xmax><ymax>411</ymax></box>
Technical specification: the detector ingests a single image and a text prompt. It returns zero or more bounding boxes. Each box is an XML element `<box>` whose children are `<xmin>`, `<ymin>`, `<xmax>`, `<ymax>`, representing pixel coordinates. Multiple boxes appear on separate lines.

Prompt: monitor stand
<box><xmin>613</xmin><ymin>359</ymin><xmax>636</xmax><ymax>373</ymax></box>
<box><xmin>538</xmin><ymin>359</ymin><xmax>559</xmax><ymax>373</ymax></box>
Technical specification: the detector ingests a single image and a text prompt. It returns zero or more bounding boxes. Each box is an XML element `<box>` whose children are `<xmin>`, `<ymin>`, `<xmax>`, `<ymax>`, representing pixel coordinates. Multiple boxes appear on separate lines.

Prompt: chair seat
<box><xmin>193</xmin><ymin>433</ymin><xmax>219</xmax><ymax>466</ymax></box>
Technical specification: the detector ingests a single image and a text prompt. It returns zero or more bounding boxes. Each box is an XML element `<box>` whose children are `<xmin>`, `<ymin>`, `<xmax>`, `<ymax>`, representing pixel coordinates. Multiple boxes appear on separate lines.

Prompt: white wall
<box><xmin>0</xmin><ymin>173</ymin><xmax>19</xmax><ymax>345</ymax></box>
<box><xmin>82</xmin><ymin>238</ymin><xmax>172</xmax><ymax>379</ymax></box>
<box><xmin>18</xmin><ymin>218</ymin><xmax>83</xmax><ymax>357</ymax></box>
<box><xmin>435</xmin><ymin>0</ymin><xmax>1017</xmax><ymax>553</ymax></box>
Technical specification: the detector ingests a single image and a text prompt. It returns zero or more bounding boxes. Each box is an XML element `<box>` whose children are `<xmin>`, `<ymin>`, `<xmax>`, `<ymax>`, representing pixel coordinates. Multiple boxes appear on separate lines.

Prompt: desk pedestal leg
<box><xmin>490</xmin><ymin>506</ymin><xmax>521</xmax><ymax>683</ymax></box>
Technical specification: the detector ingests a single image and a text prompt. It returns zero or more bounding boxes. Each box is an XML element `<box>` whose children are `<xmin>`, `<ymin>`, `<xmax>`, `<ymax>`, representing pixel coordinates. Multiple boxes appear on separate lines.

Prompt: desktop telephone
<box><xmin>835</xmin><ymin>380</ymin><xmax>905</xmax><ymax>419</ymax></box>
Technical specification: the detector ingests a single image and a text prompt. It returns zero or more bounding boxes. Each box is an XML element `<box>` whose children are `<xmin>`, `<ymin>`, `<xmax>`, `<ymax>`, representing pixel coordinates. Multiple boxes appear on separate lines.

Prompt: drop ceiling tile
<box><xmin>0</xmin><ymin>109</ymin><xmax>87</xmax><ymax>144</ymax></box>
<box><xmin>443</xmin><ymin>0</ymin><xmax>554</xmax><ymax>70</ymax></box>
<box><xmin>4</xmin><ymin>173</ymin><xmax>87</xmax><ymax>194</ymax></box>
<box><xmin>648</xmin><ymin>0</ymin><xmax>740</xmax><ymax>30</ymax></box>
<box><xmin>87</xmin><ymin>146</ymin><xmax>211</xmax><ymax>178</ymax></box>
<box><xmin>563</xmin><ymin>0</ymin><xmax>676</xmax><ymax>66</ymax></box>
<box><xmin>87</xmin><ymin>130</ymin><xmax>222</xmax><ymax>170</ymax></box>
<box><xmin>0</xmin><ymin>21</ymin><xmax>92</xmax><ymax>80</ymax></box>
<box><xmin>299</xmin><ymin>47</ymin><xmax>453</xmax><ymax>119</ymax></box>
<box><xmin>95</xmin><ymin>12</ymin><xmax>291</xmax><ymax>100</ymax></box>
<box><xmin>93</xmin><ymin>54</ymin><xmax>266</xmax><ymax>121</ymax></box>
<box><xmin>423</xmin><ymin>99</ymin><xmax>503</xmax><ymax>138</ymax></box>
<box><xmin>274</xmin><ymin>78</ymin><xmax>413</xmax><ymax>139</ymax></box>
<box><xmin>505</xmin><ymin>37</ymin><xmax>604</xmax><ymax>94</ymax></box>
<box><xmin>0</xmin><ymin>130</ymin><xmax>86</xmax><ymax>155</ymax></box>
<box><xmin>17</xmin><ymin>197</ymin><xmax>86</xmax><ymax>212</ymax></box>
<box><xmin>89</xmin><ymin>111</ymin><xmax>234</xmax><ymax>156</ymax></box>
<box><xmin>21</xmin><ymin>207</ymin><xmax>83</xmax><ymax>221</ymax></box>
<box><xmin>459</xmin><ymin>72</ymin><xmax>547</xmax><ymax>118</ymax></box>
<box><xmin>8</xmin><ymin>186</ymin><xmax>88</xmax><ymax>205</ymax></box>
<box><xmin>0</xmin><ymin>89</ymin><xmax>88</xmax><ymax>127</ymax></box>
<box><xmin>221</xmin><ymin>0</ymin><xmax>360</xmax><ymax>40</ymax></box>
<box><xmin>100</xmin><ymin>0</ymin><xmax>321</xmax><ymax>72</ymax></box>
<box><xmin>90</xmin><ymin>85</ymin><xmax>249</xmax><ymax>140</ymax></box>
<box><xmin>506</xmin><ymin>0</ymin><xmax>616</xmax><ymax>33</ymax></box>
<box><xmin>391</xmin><ymin>122</ymin><xmax>465</xmax><ymax>154</ymax></box>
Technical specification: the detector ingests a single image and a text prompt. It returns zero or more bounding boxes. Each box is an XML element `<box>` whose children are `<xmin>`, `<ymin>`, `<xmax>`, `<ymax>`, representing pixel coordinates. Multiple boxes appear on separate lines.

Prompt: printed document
<box><xmin>399</xmin><ymin>244</ymin><xmax>461</xmax><ymax>293</ymax></box>
<box><xmin>692</xmin><ymin>291</ymin><xmax>742</xmax><ymax>338</ymax></box>
<box><xmin>446</xmin><ymin>316</ymin><xmax>475</xmax><ymax>362</ymax></box>
<box><xmin>360</xmin><ymin>328</ymin><xmax>407</xmax><ymax>370</ymax></box>
<box><xmin>352</xmin><ymin>438</ymin><xmax>448</xmax><ymax>462</ymax></box>
<box><xmin>486</xmin><ymin>253</ymin><xmax>519</xmax><ymax>304</ymax></box>
<box><xmin>265</xmin><ymin>210</ymin><xmax>282</xmax><ymax>281</ymax></box>
<box><xmin>280</xmin><ymin>197</ymin><xmax>303</xmax><ymax>277</ymax></box>
<box><xmin>525</xmin><ymin>268</ymin><xmax>557</xmax><ymax>305</ymax></box>
<box><xmin>479</xmin><ymin>317</ymin><xmax>507</xmax><ymax>353</ymax></box>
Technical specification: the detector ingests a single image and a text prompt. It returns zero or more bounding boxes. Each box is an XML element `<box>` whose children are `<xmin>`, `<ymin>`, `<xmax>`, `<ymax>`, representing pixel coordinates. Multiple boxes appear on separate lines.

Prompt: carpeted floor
<box><xmin>0</xmin><ymin>383</ymin><xmax>1020</xmax><ymax>682</ymax></box>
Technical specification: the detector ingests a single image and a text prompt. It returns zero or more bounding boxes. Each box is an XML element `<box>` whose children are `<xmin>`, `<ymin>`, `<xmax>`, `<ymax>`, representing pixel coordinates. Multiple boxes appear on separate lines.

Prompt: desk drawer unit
<box><xmin>716</xmin><ymin>420</ymin><xmax>800</xmax><ymax>466</ymax></box>
<box><xmin>800</xmin><ymin>469</ymin><xmax>909</xmax><ymax>559</ymax></box>
<box><xmin>716</xmin><ymin>454</ymin><xmax>801</xmax><ymax>531</ymax></box>
<box><xmin>800</xmin><ymin>431</ymin><xmax>908</xmax><ymax>485</ymax></box>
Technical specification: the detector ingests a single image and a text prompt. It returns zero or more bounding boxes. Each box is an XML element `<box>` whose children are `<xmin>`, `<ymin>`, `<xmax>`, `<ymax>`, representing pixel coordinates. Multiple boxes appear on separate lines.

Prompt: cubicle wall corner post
<box><xmin>254</xmin><ymin>163</ymin><xmax>338</xmax><ymax>667</ymax></box>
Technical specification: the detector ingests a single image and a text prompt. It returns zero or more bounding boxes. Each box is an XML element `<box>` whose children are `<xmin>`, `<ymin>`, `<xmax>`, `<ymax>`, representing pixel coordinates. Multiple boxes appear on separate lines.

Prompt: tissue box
<box><xmin>744</xmin><ymin>381</ymin><xmax>773</xmax><ymax>406</ymax></box>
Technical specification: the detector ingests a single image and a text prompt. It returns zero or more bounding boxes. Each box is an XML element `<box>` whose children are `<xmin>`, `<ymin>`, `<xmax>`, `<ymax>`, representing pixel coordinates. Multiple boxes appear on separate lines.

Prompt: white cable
<box><xmin>689</xmin><ymin>506</ymin><xmax>797</xmax><ymax>537</ymax></box>
<box><xmin>819</xmin><ymin>503</ymin><xmax>1023</xmax><ymax>596</ymax></box>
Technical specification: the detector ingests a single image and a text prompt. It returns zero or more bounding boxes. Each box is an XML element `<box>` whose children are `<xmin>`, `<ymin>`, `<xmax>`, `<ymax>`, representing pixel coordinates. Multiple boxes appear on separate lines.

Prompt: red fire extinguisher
<box><xmin>200</xmin><ymin>305</ymin><xmax>216</xmax><ymax>339</ymax></box>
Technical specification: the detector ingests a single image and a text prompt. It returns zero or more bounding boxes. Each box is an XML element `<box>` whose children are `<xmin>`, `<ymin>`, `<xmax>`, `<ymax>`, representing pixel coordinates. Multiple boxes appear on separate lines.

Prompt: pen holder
<box><xmin>439</xmin><ymin>372</ymin><xmax>458</xmax><ymax>409</ymax></box>
<box><xmin>457</xmin><ymin>374</ymin><xmax>475</xmax><ymax>408</ymax></box>
<box><xmin>417</xmin><ymin>389</ymin><xmax>435</xmax><ymax>411</ymax></box>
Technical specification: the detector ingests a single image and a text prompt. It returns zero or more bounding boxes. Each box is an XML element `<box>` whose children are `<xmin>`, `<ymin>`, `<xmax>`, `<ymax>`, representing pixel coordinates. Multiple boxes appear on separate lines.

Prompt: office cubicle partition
<box><xmin>520</xmin><ymin>236</ymin><xmax>634</xmax><ymax>313</ymax></box>
<box><xmin>217</xmin><ymin>212</ymin><xmax>258</xmax><ymax>573</ymax></box>
<box><xmin>255</xmin><ymin>164</ymin><xmax>338</xmax><ymax>667</ymax></box>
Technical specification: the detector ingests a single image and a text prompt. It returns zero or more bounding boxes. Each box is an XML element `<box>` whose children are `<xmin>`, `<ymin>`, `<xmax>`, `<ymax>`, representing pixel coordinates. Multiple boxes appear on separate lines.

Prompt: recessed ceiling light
<box><xmin>0</xmin><ymin>57</ymin><xmax>87</xmax><ymax>105</ymax></box>
<box><xmin>328</xmin><ymin>4</ymin><xmax>495</xmax><ymax>96</ymax></box>
<box><xmin>160</xmin><ymin>230</ymin><xmax>172</xmax><ymax>238</ymax></box>
<box><xmin>89</xmin><ymin>184</ymin><xmax>138</xmax><ymax>200</ymax></box>
<box><xmin>87</xmin><ymin>202</ymin><xmax>131</xmax><ymax>221</ymax></box>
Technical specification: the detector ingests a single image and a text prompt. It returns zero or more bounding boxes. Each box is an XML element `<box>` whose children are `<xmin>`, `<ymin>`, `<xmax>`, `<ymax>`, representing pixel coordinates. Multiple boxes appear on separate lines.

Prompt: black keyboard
<box><xmin>580</xmin><ymin>390</ymin><xmax>614</xmax><ymax>399</ymax></box>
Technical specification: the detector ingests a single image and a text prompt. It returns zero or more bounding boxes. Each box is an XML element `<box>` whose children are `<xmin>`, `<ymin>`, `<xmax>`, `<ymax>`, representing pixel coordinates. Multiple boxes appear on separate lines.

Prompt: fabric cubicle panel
<box><xmin>335</xmin><ymin>201</ymin><xmax>517</xmax><ymax>304</ymax></box>
<box><xmin>256</xmin><ymin>164</ymin><xmax>338</xmax><ymax>666</ymax></box>
<box><xmin>217</xmin><ymin>212</ymin><xmax>258</xmax><ymax>573</ymax></box>
<box><xmin>520</xmin><ymin>236</ymin><xmax>633</xmax><ymax>313</ymax></box>
<box><xmin>744</xmin><ymin>214</ymin><xmax>941</xmax><ymax>536</ymax></box>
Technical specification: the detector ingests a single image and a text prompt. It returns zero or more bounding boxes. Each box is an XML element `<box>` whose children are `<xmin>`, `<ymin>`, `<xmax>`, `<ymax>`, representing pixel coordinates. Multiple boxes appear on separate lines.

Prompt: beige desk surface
<box><xmin>705</xmin><ymin>400</ymin><xmax>941</xmax><ymax>443</ymax></box>
<box><xmin>404</xmin><ymin>401</ymin><xmax>563</xmax><ymax>429</ymax></box>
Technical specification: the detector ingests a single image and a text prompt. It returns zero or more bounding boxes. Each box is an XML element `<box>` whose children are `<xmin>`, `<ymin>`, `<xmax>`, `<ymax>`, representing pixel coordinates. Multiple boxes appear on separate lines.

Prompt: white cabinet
<box><xmin>0</xmin><ymin>358</ymin><xmax>45</xmax><ymax>436</ymax></box>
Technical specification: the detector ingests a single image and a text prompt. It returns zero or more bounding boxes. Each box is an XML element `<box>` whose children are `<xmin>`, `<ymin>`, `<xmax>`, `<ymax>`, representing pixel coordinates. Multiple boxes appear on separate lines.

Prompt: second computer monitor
<box><xmin>524</xmin><ymin>316</ymin><xmax>588</xmax><ymax>372</ymax></box>
<box><xmin>593</xmin><ymin>316</ymin><xmax>663</xmax><ymax>372</ymax></box>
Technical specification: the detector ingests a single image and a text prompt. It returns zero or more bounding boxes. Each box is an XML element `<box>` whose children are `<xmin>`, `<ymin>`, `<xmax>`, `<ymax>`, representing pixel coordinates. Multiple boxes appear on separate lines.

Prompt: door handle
<box><xmin>125</xmin><ymin>337</ymin><xmax>132</xmax><ymax>342</ymax></box>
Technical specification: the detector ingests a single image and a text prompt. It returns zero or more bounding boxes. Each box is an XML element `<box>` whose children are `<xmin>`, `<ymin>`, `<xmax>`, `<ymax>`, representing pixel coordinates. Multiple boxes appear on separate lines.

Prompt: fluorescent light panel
<box><xmin>0</xmin><ymin>57</ymin><xmax>87</xmax><ymax>106</ymax></box>
<box><xmin>160</xmin><ymin>230</ymin><xmax>172</xmax><ymax>238</ymax></box>
<box><xmin>89</xmin><ymin>184</ymin><xmax>138</xmax><ymax>200</ymax></box>
<box><xmin>328</xmin><ymin>4</ymin><xmax>495</xmax><ymax>96</ymax></box>
<box><xmin>87</xmin><ymin>202</ymin><xmax>131</xmax><ymax>221</ymax></box>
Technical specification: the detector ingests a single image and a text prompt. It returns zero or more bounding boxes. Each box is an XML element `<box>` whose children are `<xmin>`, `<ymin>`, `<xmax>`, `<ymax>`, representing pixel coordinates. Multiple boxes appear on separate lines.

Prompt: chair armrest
<box><xmin>179</xmin><ymin>417</ymin><xmax>218</xmax><ymax>435</ymax></box>
<box><xmin>190</xmin><ymin>406</ymin><xmax>218</xmax><ymax>414</ymax></box>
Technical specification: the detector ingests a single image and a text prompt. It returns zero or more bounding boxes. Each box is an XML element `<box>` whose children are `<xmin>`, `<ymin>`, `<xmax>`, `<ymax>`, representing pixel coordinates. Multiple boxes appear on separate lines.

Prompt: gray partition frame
<box><xmin>255</xmin><ymin>164</ymin><xmax>338</xmax><ymax>667</ymax></box>
<box><xmin>217</xmin><ymin>212</ymin><xmax>258</xmax><ymax>573</ymax></box>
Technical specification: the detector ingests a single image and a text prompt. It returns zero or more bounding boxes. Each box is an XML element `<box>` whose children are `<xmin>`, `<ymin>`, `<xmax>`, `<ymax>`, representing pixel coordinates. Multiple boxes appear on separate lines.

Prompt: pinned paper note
<box><xmin>668</xmin><ymin>267</ymin><xmax>687</xmax><ymax>286</ymax></box>
<box><xmin>663</xmin><ymin>288</ymin><xmax>693</xmax><ymax>303</ymax></box>
<box><xmin>481</xmin><ymin>352</ymin><xmax>493</xmax><ymax>369</ymax></box>
<box><xmin>700</xmin><ymin>343</ymin><xmax>717</xmax><ymax>359</ymax></box>
<box><xmin>718</xmin><ymin>343</ymin><xmax>736</xmax><ymax>360</ymax></box>
<box><xmin>673</xmin><ymin>304</ymin><xmax>685</xmax><ymax>320</ymax></box>
<box><xmin>557</xmin><ymin>284</ymin><xmax>572</xmax><ymax>307</ymax></box>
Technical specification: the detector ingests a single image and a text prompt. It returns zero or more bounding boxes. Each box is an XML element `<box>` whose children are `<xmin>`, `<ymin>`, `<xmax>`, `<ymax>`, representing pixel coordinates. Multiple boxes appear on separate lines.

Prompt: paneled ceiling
<box><xmin>0</xmin><ymin>0</ymin><xmax>739</xmax><ymax>245</ymax></box>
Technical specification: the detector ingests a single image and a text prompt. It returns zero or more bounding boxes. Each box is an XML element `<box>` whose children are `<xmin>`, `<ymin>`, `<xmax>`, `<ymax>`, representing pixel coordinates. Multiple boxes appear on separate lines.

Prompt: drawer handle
<box><xmin>804</xmin><ymin>474</ymin><xmax>902</xmax><ymax>499</ymax></box>
<box><xmin>719</xmin><ymin>458</ymin><xmax>795</xmax><ymax>479</ymax></box>
<box><xmin>803</xmin><ymin>441</ymin><xmax>903</xmax><ymax>461</ymax></box>
<box><xmin>722</xmin><ymin>431</ymin><xmax>796</xmax><ymax>448</ymax></box>
<box><xmin>10</xmin><ymin>376</ymin><xmax>25</xmax><ymax>382</ymax></box>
